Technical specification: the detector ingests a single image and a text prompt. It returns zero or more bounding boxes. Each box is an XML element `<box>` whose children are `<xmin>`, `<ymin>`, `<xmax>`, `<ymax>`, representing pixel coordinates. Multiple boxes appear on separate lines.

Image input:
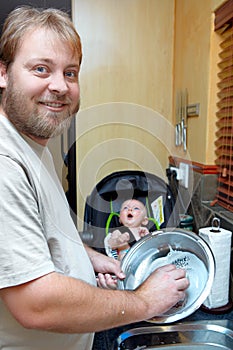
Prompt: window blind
<box><xmin>215</xmin><ymin>0</ymin><xmax>233</xmax><ymax>211</ymax></box>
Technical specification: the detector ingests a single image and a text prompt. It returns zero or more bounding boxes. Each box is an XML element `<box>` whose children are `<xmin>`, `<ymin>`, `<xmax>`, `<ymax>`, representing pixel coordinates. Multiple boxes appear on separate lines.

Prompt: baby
<box><xmin>104</xmin><ymin>199</ymin><xmax>150</xmax><ymax>260</ymax></box>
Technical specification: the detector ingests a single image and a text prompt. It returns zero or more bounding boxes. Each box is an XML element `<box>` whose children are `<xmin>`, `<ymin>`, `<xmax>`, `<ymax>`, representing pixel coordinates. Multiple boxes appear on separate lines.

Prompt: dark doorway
<box><xmin>0</xmin><ymin>0</ymin><xmax>71</xmax><ymax>35</ymax></box>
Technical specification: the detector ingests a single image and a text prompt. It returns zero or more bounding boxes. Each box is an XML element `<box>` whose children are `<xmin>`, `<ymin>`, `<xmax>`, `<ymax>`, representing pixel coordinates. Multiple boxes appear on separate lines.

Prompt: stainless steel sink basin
<box><xmin>116</xmin><ymin>320</ymin><xmax>233</xmax><ymax>349</ymax></box>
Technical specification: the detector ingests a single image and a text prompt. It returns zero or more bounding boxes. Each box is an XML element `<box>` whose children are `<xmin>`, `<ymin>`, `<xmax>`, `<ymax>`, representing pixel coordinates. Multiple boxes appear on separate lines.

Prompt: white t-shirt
<box><xmin>0</xmin><ymin>114</ymin><xmax>96</xmax><ymax>349</ymax></box>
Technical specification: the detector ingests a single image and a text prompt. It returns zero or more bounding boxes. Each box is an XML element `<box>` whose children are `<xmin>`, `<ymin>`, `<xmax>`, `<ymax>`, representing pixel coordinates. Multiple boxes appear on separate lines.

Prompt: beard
<box><xmin>2</xmin><ymin>78</ymin><xmax>80</xmax><ymax>139</ymax></box>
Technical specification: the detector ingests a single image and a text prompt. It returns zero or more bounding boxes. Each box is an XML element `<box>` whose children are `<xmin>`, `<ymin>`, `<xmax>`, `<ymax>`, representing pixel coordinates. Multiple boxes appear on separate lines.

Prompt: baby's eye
<box><xmin>133</xmin><ymin>207</ymin><xmax>140</xmax><ymax>211</ymax></box>
<box><xmin>122</xmin><ymin>206</ymin><xmax>129</xmax><ymax>211</ymax></box>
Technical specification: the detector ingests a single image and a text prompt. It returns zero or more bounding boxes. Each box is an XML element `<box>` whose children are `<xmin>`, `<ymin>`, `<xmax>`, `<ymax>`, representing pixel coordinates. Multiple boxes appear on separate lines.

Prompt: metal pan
<box><xmin>118</xmin><ymin>229</ymin><xmax>215</xmax><ymax>323</ymax></box>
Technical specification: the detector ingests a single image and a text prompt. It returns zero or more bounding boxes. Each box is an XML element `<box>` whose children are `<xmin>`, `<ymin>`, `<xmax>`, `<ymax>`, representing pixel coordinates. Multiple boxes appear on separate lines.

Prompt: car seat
<box><xmin>82</xmin><ymin>170</ymin><xmax>179</xmax><ymax>253</ymax></box>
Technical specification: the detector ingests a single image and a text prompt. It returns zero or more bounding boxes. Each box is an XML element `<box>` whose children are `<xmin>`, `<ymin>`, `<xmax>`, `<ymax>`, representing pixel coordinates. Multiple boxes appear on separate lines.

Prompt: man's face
<box><xmin>119</xmin><ymin>199</ymin><xmax>147</xmax><ymax>228</ymax></box>
<box><xmin>0</xmin><ymin>28</ymin><xmax>81</xmax><ymax>143</ymax></box>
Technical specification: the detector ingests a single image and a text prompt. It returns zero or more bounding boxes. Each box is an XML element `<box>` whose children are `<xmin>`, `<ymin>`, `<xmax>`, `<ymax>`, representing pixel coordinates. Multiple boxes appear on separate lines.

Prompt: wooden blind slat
<box><xmin>220</xmin><ymin>30</ymin><xmax>233</xmax><ymax>47</ymax></box>
<box><xmin>215</xmin><ymin>0</ymin><xmax>233</xmax><ymax>211</ymax></box>
<box><xmin>217</xmin><ymin>110</ymin><xmax>233</xmax><ymax>119</ymax></box>
<box><xmin>217</xmin><ymin>186</ymin><xmax>233</xmax><ymax>198</ymax></box>
<box><xmin>215</xmin><ymin>132</ymin><xmax>233</xmax><ymax>140</ymax></box>
<box><xmin>218</xmin><ymin>67</ymin><xmax>233</xmax><ymax>79</ymax></box>
<box><xmin>217</xmin><ymin>97</ymin><xmax>233</xmax><ymax>108</ymax></box>
<box><xmin>216</xmin><ymin>147</ymin><xmax>233</xmax><ymax>157</ymax></box>
<box><xmin>218</xmin><ymin>77</ymin><xmax>233</xmax><ymax>89</ymax></box>
<box><xmin>218</xmin><ymin>57</ymin><xmax>233</xmax><ymax>69</ymax></box>
<box><xmin>219</xmin><ymin>44</ymin><xmax>233</xmax><ymax>58</ymax></box>
<box><xmin>217</xmin><ymin>168</ymin><xmax>233</xmax><ymax>178</ymax></box>
<box><xmin>216</xmin><ymin>197</ymin><xmax>233</xmax><ymax>211</ymax></box>
<box><xmin>218</xmin><ymin>88</ymin><xmax>233</xmax><ymax>99</ymax></box>
<box><xmin>215</xmin><ymin>0</ymin><xmax>233</xmax><ymax>31</ymax></box>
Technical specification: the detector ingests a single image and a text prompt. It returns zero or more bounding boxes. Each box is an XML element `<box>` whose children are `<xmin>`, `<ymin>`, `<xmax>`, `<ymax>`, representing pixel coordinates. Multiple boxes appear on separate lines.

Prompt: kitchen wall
<box><xmin>173</xmin><ymin>0</ymin><xmax>224</xmax><ymax>164</ymax></box>
<box><xmin>72</xmin><ymin>0</ymin><xmax>225</xmax><ymax>228</ymax></box>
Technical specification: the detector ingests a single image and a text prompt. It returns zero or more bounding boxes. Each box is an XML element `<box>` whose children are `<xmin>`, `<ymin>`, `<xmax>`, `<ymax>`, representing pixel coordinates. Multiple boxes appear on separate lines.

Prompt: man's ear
<box><xmin>0</xmin><ymin>62</ymin><xmax>7</xmax><ymax>88</ymax></box>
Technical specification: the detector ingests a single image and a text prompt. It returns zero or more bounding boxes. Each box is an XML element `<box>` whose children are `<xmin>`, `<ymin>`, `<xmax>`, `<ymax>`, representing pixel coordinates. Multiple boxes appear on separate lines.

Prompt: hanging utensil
<box><xmin>175</xmin><ymin>91</ymin><xmax>182</xmax><ymax>146</ymax></box>
<box><xmin>183</xmin><ymin>89</ymin><xmax>188</xmax><ymax>152</ymax></box>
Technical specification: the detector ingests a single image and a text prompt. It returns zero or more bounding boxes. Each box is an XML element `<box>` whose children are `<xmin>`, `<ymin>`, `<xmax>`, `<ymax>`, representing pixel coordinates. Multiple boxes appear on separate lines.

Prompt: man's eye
<box><xmin>35</xmin><ymin>66</ymin><xmax>47</xmax><ymax>73</ymax></box>
<box><xmin>65</xmin><ymin>71</ymin><xmax>78</xmax><ymax>79</ymax></box>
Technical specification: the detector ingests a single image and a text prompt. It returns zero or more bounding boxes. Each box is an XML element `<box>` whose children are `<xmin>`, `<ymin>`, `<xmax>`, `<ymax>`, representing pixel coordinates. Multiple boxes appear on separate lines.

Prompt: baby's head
<box><xmin>119</xmin><ymin>199</ymin><xmax>148</xmax><ymax>228</ymax></box>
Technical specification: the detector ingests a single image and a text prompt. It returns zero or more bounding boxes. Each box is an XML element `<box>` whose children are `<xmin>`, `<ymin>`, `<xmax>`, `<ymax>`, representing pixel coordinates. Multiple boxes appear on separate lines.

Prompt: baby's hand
<box><xmin>138</xmin><ymin>227</ymin><xmax>150</xmax><ymax>237</ymax></box>
<box><xmin>96</xmin><ymin>273</ymin><xmax>118</xmax><ymax>289</ymax></box>
<box><xmin>109</xmin><ymin>231</ymin><xmax>130</xmax><ymax>249</ymax></box>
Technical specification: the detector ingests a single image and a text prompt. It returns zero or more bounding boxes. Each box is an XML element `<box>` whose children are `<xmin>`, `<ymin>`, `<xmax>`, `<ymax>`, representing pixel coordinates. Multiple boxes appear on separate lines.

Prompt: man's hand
<box><xmin>136</xmin><ymin>264</ymin><xmax>189</xmax><ymax>318</ymax></box>
<box><xmin>85</xmin><ymin>245</ymin><xmax>125</xmax><ymax>289</ymax></box>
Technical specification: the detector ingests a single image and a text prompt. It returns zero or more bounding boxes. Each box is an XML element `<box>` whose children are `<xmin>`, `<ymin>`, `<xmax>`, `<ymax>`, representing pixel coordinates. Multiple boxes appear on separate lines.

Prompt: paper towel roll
<box><xmin>199</xmin><ymin>225</ymin><xmax>232</xmax><ymax>309</ymax></box>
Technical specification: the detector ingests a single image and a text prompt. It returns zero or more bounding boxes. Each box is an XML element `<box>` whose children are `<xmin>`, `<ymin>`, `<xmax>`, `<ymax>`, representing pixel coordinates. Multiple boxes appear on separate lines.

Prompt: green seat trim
<box><xmin>105</xmin><ymin>211</ymin><xmax>120</xmax><ymax>236</ymax></box>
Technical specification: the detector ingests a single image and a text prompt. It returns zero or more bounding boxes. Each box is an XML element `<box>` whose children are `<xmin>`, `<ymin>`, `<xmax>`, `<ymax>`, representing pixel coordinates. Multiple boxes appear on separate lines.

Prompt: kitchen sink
<box><xmin>116</xmin><ymin>320</ymin><xmax>233</xmax><ymax>349</ymax></box>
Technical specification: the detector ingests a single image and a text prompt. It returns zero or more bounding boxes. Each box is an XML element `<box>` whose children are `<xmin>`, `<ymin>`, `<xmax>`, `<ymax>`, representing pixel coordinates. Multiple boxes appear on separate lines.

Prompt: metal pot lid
<box><xmin>118</xmin><ymin>228</ymin><xmax>215</xmax><ymax>323</ymax></box>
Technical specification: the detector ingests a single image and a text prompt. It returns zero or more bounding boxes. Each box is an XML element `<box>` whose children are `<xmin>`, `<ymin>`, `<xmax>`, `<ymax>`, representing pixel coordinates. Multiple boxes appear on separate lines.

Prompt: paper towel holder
<box><xmin>210</xmin><ymin>217</ymin><xmax>221</xmax><ymax>233</ymax></box>
<box><xmin>200</xmin><ymin>217</ymin><xmax>233</xmax><ymax>314</ymax></box>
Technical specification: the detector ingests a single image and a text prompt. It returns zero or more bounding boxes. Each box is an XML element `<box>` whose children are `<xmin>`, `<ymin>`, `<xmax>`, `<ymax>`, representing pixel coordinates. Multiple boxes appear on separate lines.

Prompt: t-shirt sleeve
<box><xmin>0</xmin><ymin>156</ymin><xmax>55</xmax><ymax>288</ymax></box>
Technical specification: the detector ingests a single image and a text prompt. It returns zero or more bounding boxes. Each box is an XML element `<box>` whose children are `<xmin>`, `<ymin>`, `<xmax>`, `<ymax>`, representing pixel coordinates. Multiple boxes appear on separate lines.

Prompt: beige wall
<box><xmin>173</xmin><ymin>0</ymin><xmax>224</xmax><ymax>164</ymax></box>
<box><xmin>73</xmin><ymin>0</ymin><xmax>181</xmax><ymax>227</ymax></box>
<box><xmin>72</xmin><ymin>0</ymin><xmax>225</xmax><ymax>227</ymax></box>
<box><xmin>74</xmin><ymin>0</ymin><xmax>175</xmax><ymax>116</ymax></box>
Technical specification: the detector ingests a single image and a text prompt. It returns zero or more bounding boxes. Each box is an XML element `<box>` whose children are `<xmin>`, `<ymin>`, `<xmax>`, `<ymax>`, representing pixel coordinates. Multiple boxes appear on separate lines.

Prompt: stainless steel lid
<box><xmin>118</xmin><ymin>229</ymin><xmax>215</xmax><ymax>323</ymax></box>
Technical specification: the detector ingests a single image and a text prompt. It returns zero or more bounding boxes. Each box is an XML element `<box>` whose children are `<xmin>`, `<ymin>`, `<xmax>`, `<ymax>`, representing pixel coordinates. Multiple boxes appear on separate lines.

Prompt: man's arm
<box><xmin>84</xmin><ymin>244</ymin><xmax>125</xmax><ymax>276</ymax></box>
<box><xmin>0</xmin><ymin>265</ymin><xmax>188</xmax><ymax>334</ymax></box>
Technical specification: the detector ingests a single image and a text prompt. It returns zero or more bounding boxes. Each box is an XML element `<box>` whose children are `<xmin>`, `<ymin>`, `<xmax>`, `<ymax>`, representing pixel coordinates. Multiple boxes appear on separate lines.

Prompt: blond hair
<box><xmin>0</xmin><ymin>6</ymin><xmax>82</xmax><ymax>67</ymax></box>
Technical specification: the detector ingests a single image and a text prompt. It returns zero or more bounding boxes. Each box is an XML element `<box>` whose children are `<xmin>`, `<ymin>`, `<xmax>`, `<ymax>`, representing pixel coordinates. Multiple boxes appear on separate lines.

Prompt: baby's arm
<box><xmin>109</xmin><ymin>230</ymin><xmax>130</xmax><ymax>249</ymax></box>
<box><xmin>104</xmin><ymin>230</ymin><xmax>130</xmax><ymax>260</ymax></box>
<box><xmin>138</xmin><ymin>227</ymin><xmax>150</xmax><ymax>238</ymax></box>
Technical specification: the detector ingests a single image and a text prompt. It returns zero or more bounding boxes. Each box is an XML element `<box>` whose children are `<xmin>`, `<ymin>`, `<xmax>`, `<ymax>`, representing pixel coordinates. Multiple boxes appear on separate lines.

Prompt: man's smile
<box><xmin>42</xmin><ymin>102</ymin><xmax>66</xmax><ymax>108</ymax></box>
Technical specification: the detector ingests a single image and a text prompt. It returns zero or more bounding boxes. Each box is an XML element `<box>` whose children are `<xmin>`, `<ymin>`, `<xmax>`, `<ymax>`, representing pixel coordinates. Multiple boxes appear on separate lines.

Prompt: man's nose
<box><xmin>48</xmin><ymin>73</ymin><xmax>68</xmax><ymax>95</ymax></box>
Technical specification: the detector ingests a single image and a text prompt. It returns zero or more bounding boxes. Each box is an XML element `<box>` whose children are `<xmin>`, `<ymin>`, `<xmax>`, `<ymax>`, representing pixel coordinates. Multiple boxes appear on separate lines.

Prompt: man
<box><xmin>0</xmin><ymin>6</ymin><xmax>189</xmax><ymax>350</ymax></box>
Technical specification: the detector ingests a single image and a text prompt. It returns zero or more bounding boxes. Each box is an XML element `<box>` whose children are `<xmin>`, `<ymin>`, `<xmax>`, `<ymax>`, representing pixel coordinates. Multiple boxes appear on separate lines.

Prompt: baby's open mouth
<box><xmin>127</xmin><ymin>213</ymin><xmax>133</xmax><ymax>218</ymax></box>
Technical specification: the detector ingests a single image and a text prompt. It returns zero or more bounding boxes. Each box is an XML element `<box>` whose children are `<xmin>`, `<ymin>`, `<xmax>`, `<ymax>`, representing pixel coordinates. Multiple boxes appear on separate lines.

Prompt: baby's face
<box><xmin>119</xmin><ymin>199</ymin><xmax>147</xmax><ymax>228</ymax></box>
